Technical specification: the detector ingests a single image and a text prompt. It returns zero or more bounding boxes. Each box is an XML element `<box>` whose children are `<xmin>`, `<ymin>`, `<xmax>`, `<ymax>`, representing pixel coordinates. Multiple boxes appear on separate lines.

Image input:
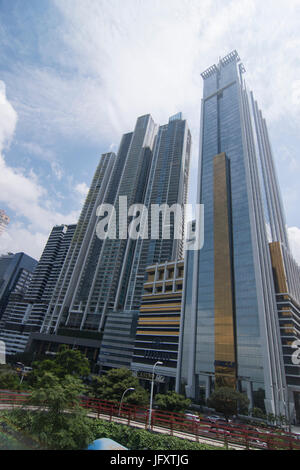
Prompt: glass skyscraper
<box><xmin>177</xmin><ymin>51</ymin><xmax>299</xmax><ymax>420</ymax></box>
<box><xmin>36</xmin><ymin>114</ymin><xmax>190</xmax><ymax>370</ymax></box>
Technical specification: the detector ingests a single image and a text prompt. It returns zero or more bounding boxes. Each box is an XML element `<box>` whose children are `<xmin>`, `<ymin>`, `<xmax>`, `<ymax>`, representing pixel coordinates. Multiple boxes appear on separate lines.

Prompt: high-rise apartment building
<box><xmin>34</xmin><ymin>114</ymin><xmax>190</xmax><ymax>369</ymax></box>
<box><xmin>98</xmin><ymin>114</ymin><xmax>190</xmax><ymax>372</ymax></box>
<box><xmin>0</xmin><ymin>252</ymin><xmax>37</xmax><ymax>321</ymax></box>
<box><xmin>177</xmin><ymin>51</ymin><xmax>300</xmax><ymax>422</ymax></box>
<box><xmin>122</xmin><ymin>113</ymin><xmax>190</xmax><ymax>312</ymax></box>
<box><xmin>0</xmin><ymin>210</ymin><xmax>10</xmax><ymax>236</ymax></box>
<box><xmin>0</xmin><ymin>225</ymin><xmax>76</xmax><ymax>356</ymax></box>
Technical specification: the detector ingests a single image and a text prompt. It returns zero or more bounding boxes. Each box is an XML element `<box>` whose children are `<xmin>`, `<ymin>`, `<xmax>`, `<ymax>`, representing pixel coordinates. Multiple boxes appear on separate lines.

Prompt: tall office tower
<box><xmin>0</xmin><ymin>210</ymin><xmax>10</xmax><ymax>236</ymax></box>
<box><xmin>177</xmin><ymin>51</ymin><xmax>299</xmax><ymax>421</ymax></box>
<box><xmin>0</xmin><ymin>225</ymin><xmax>76</xmax><ymax>355</ymax></box>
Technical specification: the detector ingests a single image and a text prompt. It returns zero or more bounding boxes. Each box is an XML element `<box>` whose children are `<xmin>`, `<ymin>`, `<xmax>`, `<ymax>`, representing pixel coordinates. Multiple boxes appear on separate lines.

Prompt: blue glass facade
<box><xmin>178</xmin><ymin>52</ymin><xmax>289</xmax><ymax>416</ymax></box>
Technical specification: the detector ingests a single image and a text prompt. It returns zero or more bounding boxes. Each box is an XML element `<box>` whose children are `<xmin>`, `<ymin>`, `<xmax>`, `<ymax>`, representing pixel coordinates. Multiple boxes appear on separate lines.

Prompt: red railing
<box><xmin>1</xmin><ymin>390</ymin><xmax>300</xmax><ymax>450</ymax></box>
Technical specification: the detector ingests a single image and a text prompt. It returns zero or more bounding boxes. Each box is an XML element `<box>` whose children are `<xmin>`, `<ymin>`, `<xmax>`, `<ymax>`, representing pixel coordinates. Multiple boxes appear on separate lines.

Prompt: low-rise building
<box><xmin>131</xmin><ymin>259</ymin><xmax>184</xmax><ymax>392</ymax></box>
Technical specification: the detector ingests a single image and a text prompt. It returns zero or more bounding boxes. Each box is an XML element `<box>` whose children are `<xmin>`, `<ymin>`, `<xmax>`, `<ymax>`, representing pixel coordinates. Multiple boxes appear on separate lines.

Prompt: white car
<box><xmin>185</xmin><ymin>413</ymin><xmax>200</xmax><ymax>422</ymax></box>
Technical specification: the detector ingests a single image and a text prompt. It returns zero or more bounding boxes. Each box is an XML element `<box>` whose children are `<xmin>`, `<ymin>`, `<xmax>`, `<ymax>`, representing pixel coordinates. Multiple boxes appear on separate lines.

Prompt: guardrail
<box><xmin>1</xmin><ymin>390</ymin><xmax>300</xmax><ymax>450</ymax></box>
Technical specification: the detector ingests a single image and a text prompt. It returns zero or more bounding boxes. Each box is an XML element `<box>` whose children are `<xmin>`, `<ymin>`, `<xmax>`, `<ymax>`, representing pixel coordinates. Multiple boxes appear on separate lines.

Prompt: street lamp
<box><xmin>118</xmin><ymin>387</ymin><xmax>135</xmax><ymax>416</ymax></box>
<box><xmin>148</xmin><ymin>361</ymin><xmax>163</xmax><ymax>430</ymax></box>
<box><xmin>17</xmin><ymin>362</ymin><xmax>25</xmax><ymax>384</ymax></box>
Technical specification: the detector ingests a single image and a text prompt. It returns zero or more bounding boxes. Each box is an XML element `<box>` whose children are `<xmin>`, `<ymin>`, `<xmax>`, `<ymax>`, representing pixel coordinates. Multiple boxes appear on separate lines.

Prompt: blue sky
<box><xmin>0</xmin><ymin>0</ymin><xmax>300</xmax><ymax>263</ymax></box>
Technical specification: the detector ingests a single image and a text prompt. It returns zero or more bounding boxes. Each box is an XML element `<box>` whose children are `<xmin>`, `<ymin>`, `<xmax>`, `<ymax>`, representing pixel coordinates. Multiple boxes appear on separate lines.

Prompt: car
<box><xmin>184</xmin><ymin>413</ymin><xmax>200</xmax><ymax>422</ymax></box>
<box><xmin>249</xmin><ymin>439</ymin><xmax>267</xmax><ymax>448</ymax></box>
<box><xmin>209</xmin><ymin>426</ymin><xmax>231</xmax><ymax>436</ymax></box>
<box><xmin>207</xmin><ymin>415</ymin><xmax>223</xmax><ymax>422</ymax></box>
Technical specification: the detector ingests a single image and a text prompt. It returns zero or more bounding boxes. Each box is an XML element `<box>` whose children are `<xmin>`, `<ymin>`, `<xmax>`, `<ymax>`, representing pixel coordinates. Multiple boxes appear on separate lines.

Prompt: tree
<box><xmin>27</xmin><ymin>346</ymin><xmax>90</xmax><ymax>386</ymax></box>
<box><xmin>89</xmin><ymin>368</ymin><xmax>149</xmax><ymax>407</ymax></box>
<box><xmin>154</xmin><ymin>391</ymin><xmax>191</xmax><ymax>413</ymax></box>
<box><xmin>29</xmin><ymin>372</ymin><xmax>93</xmax><ymax>450</ymax></box>
<box><xmin>207</xmin><ymin>387</ymin><xmax>249</xmax><ymax>421</ymax></box>
<box><xmin>252</xmin><ymin>407</ymin><xmax>266</xmax><ymax>420</ymax></box>
<box><xmin>0</xmin><ymin>365</ymin><xmax>22</xmax><ymax>390</ymax></box>
<box><xmin>54</xmin><ymin>345</ymin><xmax>90</xmax><ymax>378</ymax></box>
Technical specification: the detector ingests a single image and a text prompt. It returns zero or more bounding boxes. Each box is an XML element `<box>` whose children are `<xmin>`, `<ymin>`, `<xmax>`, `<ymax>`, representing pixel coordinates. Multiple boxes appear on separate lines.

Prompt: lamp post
<box><xmin>118</xmin><ymin>387</ymin><xmax>135</xmax><ymax>416</ymax></box>
<box><xmin>148</xmin><ymin>361</ymin><xmax>163</xmax><ymax>430</ymax></box>
<box><xmin>17</xmin><ymin>362</ymin><xmax>25</xmax><ymax>384</ymax></box>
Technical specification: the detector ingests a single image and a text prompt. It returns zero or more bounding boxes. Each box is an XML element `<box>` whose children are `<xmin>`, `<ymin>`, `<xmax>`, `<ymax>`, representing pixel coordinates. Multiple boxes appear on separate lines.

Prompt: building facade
<box><xmin>0</xmin><ymin>252</ymin><xmax>37</xmax><ymax>321</ymax></box>
<box><xmin>177</xmin><ymin>51</ymin><xmax>299</xmax><ymax>421</ymax></box>
<box><xmin>0</xmin><ymin>225</ymin><xmax>76</xmax><ymax>356</ymax></box>
<box><xmin>131</xmin><ymin>260</ymin><xmax>184</xmax><ymax>392</ymax></box>
<box><xmin>269</xmin><ymin>242</ymin><xmax>300</xmax><ymax>422</ymax></box>
<box><xmin>36</xmin><ymin>114</ymin><xmax>190</xmax><ymax>370</ymax></box>
<box><xmin>121</xmin><ymin>113</ymin><xmax>190</xmax><ymax>312</ymax></box>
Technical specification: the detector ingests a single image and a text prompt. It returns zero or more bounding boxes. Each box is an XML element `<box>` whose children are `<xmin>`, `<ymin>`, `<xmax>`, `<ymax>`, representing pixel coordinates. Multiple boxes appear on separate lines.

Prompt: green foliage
<box><xmin>54</xmin><ymin>345</ymin><xmax>90</xmax><ymax>377</ymax></box>
<box><xmin>266</xmin><ymin>412</ymin><xmax>276</xmax><ymax>424</ymax></box>
<box><xmin>30</xmin><ymin>372</ymin><xmax>85</xmax><ymax>413</ymax></box>
<box><xmin>0</xmin><ymin>411</ymin><xmax>41</xmax><ymax>449</ymax></box>
<box><xmin>33</xmin><ymin>412</ymin><xmax>93</xmax><ymax>450</ymax></box>
<box><xmin>88</xmin><ymin>419</ymin><xmax>225</xmax><ymax>450</ymax></box>
<box><xmin>13</xmin><ymin>373</ymin><xmax>93</xmax><ymax>449</ymax></box>
<box><xmin>154</xmin><ymin>391</ymin><xmax>191</xmax><ymax>413</ymax></box>
<box><xmin>27</xmin><ymin>345</ymin><xmax>90</xmax><ymax>387</ymax></box>
<box><xmin>4</xmin><ymin>411</ymin><xmax>224</xmax><ymax>450</ymax></box>
<box><xmin>252</xmin><ymin>407</ymin><xmax>266</xmax><ymax>419</ymax></box>
<box><xmin>89</xmin><ymin>368</ymin><xmax>149</xmax><ymax>407</ymax></box>
<box><xmin>277</xmin><ymin>414</ymin><xmax>288</xmax><ymax>426</ymax></box>
<box><xmin>0</xmin><ymin>365</ymin><xmax>22</xmax><ymax>391</ymax></box>
<box><xmin>207</xmin><ymin>387</ymin><xmax>249</xmax><ymax>420</ymax></box>
<box><xmin>3</xmin><ymin>408</ymin><xmax>93</xmax><ymax>450</ymax></box>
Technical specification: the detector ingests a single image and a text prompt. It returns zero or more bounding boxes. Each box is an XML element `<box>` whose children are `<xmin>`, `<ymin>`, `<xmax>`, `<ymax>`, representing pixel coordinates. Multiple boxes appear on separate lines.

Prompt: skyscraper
<box><xmin>122</xmin><ymin>113</ymin><xmax>191</xmax><ymax>312</ymax></box>
<box><xmin>177</xmin><ymin>51</ymin><xmax>299</xmax><ymax>421</ymax></box>
<box><xmin>0</xmin><ymin>210</ymin><xmax>10</xmax><ymax>236</ymax></box>
<box><xmin>41</xmin><ymin>152</ymin><xmax>117</xmax><ymax>334</ymax></box>
<box><xmin>41</xmin><ymin>116</ymin><xmax>157</xmax><ymax>335</ymax></box>
<box><xmin>36</xmin><ymin>113</ymin><xmax>190</xmax><ymax>370</ymax></box>
<box><xmin>0</xmin><ymin>225</ymin><xmax>76</xmax><ymax>356</ymax></box>
<box><xmin>99</xmin><ymin>114</ymin><xmax>190</xmax><ymax>372</ymax></box>
<box><xmin>0</xmin><ymin>252</ymin><xmax>37</xmax><ymax>321</ymax></box>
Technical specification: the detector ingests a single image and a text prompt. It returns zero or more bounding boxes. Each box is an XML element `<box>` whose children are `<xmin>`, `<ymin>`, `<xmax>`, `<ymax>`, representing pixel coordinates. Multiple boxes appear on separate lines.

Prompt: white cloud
<box><xmin>75</xmin><ymin>182</ymin><xmax>89</xmax><ymax>197</ymax></box>
<box><xmin>1</xmin><ymin>0</ymin><xmax>300</xmax><ymax>259</ymax></box>
<box><xmin>0</xmin><ymin>223</ymin><xmax>48</xmax><ymax>261</ymax></box>
<box><xmin>0</xmin><ymin>81</ymin><xmax>80</xmax><ymax>259</ymax></box>
<box><xmin>74</xmin><ymin>182</ymin><xmax>89</xmax><ymax>206</ymax></box>
<box><xmin>4</xmin><ymin>0</ymin><xmax>298</xmax><ymax>228</ymax></box>
<box><xmin>29</xmin><ymin>0</ymin><xmax>298</xmax><ymax>134</ymax></box>
<box><xmin>0</xmin><ymin>81</ymin><xmax>18</xmax><ymax>152</ymax></box>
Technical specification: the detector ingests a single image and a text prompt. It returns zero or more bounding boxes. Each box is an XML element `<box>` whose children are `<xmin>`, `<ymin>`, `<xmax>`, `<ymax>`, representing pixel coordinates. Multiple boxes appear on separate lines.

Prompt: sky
<box><xmin>0</xmin><ymin>0</ymin><xmax>300</xmax><ymax>264</ymax></box>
